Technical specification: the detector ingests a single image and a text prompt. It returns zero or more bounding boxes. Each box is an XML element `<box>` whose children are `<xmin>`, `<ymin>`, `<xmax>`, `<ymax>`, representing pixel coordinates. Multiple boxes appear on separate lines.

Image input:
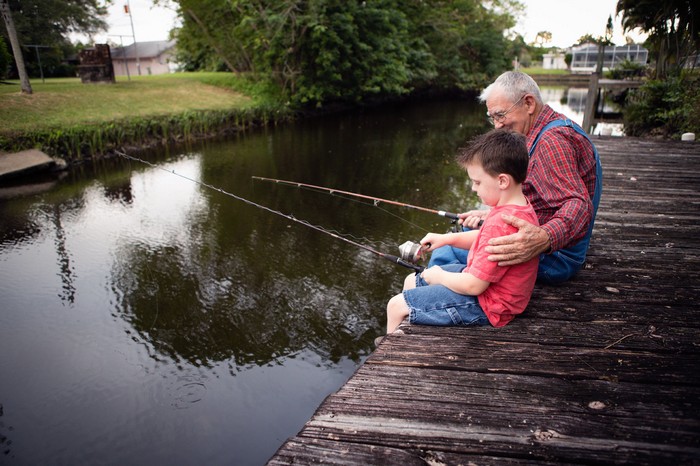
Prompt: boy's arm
<box><xmin>421</xmin><ymin>230</ymin><xmax>479</xmax><ymax>252</ymax></box>
<box><xmin>421</xmin><ymin>266</ymin><xmax>490</xmax><ymax>296</ymax></box>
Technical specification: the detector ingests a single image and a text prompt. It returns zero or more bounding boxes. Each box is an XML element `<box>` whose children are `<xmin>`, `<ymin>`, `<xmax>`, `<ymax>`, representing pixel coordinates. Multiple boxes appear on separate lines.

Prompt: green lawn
<box><xmin>0</xmin><ymin>73</ymin><xmax>258</xmax><ymax>135</ymax></box>
<box><xmin>518</xmin><ymin>67</ymin><xmax>570</xmax><ymax>75</ymax></box>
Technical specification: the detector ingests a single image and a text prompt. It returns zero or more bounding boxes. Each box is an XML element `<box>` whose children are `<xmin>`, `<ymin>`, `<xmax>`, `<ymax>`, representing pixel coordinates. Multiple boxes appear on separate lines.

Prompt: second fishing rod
<box><xmin>251</xmin><ymin>176</ymin><xmax>483</xmax><ymax>230</ymax></box>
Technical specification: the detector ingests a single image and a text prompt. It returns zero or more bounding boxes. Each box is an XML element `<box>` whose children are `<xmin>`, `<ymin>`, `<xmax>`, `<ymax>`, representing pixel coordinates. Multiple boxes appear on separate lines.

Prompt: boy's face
<box><xmin>466</xmin><ymin>162</ymin><xmax>502</xmax><ymax>207</ymax></box>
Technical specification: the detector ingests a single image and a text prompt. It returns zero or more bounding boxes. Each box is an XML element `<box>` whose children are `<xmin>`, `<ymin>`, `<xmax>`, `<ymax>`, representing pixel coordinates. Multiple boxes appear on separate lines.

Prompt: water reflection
<box><xmin>107</xmin><ymin>107</ymin><xmax>486</xmax><ymax>369</ymax></box>
<box><xmin>0</xmin><ymin>97</ymin><xmax>505</xmax><ymax>464</ymax></box>
<box><xmin>541</xmin><ymin>86</ymin><xmax>624</xmax><ymax>136</ymax></box>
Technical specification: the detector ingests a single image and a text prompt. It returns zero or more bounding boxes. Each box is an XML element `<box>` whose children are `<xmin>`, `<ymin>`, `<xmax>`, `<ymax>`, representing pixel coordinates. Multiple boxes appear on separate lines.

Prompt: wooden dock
<box><xmin>268</xmin><ymin>137</ymin><xmax>700</xmax><ymax>465</ymax></box>
<box><xmin>582</xmin><ymin>76</ymin><xmax>643</xmax><ymax>133</ymax></box>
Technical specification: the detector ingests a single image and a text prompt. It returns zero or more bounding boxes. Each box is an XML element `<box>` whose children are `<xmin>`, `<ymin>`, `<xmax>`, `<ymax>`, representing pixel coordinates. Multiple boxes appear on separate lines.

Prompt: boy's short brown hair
<box><xmin>456</xmin><ymin>129</ymin><xmax>529</xmax><ymax>183</ymax></box>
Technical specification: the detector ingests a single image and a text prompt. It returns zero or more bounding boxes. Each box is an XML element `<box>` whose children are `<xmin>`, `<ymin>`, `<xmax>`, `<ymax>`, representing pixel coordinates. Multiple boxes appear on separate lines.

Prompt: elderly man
<box><xmin>429</xmin><ymin>71</ymin><xmax>602</xmax><ymax>284</ymax></box>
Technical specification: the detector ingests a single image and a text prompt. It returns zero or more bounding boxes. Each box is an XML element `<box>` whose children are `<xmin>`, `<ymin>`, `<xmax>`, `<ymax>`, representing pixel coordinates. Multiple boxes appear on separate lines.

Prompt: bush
<box><xmin>623</xmin><ymin>73</ymin><xmax>700</xmax><ymax>138</ymax></box>
<box><xmin>606</xmin><ymin>59</ymin><xmax>646</xmax><ymax>80</ymax></box>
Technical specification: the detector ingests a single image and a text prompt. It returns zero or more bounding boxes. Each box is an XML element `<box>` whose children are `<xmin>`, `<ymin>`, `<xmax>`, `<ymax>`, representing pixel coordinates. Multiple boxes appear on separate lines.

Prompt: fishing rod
<box><xmin>251</xmin><ymin>176</ymin><xmax>461</xmax><ymax>220</ymax></box>
<box><xmin>116</xmin><ymin>151</ymin><xmax>425</xmax><ymax>273</ymax></box>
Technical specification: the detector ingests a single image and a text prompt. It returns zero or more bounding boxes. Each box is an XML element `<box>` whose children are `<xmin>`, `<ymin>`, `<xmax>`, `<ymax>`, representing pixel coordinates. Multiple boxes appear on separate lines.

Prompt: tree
<box><xmin>576</xmin><ymin>33</ymin><xmax>613</xmax><ymax>46</ymax></box>
<box><xmin>534</xmin><ymin>30</ymin><xmax>552</xmax><ymax>46</ymax></box>
<box><xmin>0</xmin><ymin>0</ymin><xmax>110</xmax><ymax>79</ymax></box>
<box><xmin>0</xmin><ymin>0</ymin><xmax>30</xmax><ymax>92</ymax></box>
<box><xmin>605</xmin><ymin>15</ymin><xmax>614</xmax><ymax>43</ymax></box>
<box><xmin>617</xmin><ymin>0</ymin><xmax>699</xmax><ymax>78</ymax></box>
<box><xmin>171</xmin><ymin>0</ymin><xmax>519</xmax><ymax>107</ymax></box>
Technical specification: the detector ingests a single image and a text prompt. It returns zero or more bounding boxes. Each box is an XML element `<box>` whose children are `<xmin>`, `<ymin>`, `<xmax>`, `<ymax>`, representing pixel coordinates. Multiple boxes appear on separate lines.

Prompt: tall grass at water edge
<box><xmin>0</xmin><ymin>73</ymin><xmax>292</xmax><ymax>161</ymax></box>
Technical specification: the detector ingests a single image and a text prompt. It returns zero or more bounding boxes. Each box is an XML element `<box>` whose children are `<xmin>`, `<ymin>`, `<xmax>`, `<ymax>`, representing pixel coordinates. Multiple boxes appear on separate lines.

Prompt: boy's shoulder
<box><xmin>478</xmin><ymin>204</ymin><xmax>538</xmax><ymax>240</ymax></box>
<box><xmin>489</xmin><ymin>203</ymin><xmax>538</xmax><ymax>224</ymax></box>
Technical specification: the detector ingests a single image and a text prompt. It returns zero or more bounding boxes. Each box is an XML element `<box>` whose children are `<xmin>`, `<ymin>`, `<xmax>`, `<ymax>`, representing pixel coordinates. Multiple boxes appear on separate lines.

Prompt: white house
<box><xmin>542</xmin><ymin>52</ymin><xmax>567</xmax><ymax>70</ymax></box>
<box><xmin>110</xmin><ymin>40</ymin><xmax>177</xmax><ymax>77</ymax></box>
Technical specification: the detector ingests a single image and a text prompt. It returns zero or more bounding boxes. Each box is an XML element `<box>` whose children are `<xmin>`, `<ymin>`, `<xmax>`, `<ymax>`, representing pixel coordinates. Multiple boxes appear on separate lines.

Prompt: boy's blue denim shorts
<box><xmin>403</xmin><ymin>264</ymin><xmax>489</xmax><ymax>327</ymax></box>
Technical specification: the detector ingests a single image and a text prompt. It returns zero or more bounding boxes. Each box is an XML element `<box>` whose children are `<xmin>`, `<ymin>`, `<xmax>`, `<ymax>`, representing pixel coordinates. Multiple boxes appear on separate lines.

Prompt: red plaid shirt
<box><xmin>523</xmin><ymin>105</ymin><xmax>597</xmax><ymax>251</ymax></box>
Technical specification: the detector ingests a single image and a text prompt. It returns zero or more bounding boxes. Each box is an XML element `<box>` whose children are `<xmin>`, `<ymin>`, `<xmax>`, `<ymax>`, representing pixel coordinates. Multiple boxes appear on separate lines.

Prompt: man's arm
<box><xmin>527</xmin><ymin>131</ymin><xmax>594</xmax><ymax>251</ymax></box>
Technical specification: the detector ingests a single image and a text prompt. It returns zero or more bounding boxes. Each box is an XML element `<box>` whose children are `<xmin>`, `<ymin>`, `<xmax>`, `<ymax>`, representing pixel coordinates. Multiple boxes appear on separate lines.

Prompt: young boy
<box><xmin>383</xmin><ymin>129</ymin><xmax>539</xmax><ymax>337</ymax></box>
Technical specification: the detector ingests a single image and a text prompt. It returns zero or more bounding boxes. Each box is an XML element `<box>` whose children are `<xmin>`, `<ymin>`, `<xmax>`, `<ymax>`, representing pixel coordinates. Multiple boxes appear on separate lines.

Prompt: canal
<box><xmin>0</xmin><ymin>89</ymin><xmax>585</xmax><ymax>465</ymax></box>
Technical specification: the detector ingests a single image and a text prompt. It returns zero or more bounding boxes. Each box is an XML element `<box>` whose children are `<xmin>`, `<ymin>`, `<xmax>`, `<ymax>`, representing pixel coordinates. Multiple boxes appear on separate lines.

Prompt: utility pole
<box><xmin>0</xmin><ymin>0</ymin><xmax>32</xmax><ymax>93</ymax></box>
<box><xmin>124</xmin><ymin>0</ymin><xmax>141</xmax><ymax>76</ymax></box>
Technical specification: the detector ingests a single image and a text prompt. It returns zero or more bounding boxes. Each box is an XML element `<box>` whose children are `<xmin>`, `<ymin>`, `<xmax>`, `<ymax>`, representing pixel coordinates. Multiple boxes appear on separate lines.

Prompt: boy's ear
<box><xmin>497</xmin><ymin>173</ymin><xmax>511</xmax><ymax>189</ymax></box>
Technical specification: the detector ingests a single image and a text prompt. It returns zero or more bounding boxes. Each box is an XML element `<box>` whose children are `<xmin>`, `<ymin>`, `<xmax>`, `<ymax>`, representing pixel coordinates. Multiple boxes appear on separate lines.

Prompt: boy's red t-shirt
<box><xmin>465</xmin><ymin>204</ymin><xmax>539</xmax><ymax>327</ymax></box>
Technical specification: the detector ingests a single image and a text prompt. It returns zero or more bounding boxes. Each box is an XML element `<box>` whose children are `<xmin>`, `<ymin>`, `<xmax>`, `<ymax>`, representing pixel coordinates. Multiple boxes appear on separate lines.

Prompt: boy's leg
<box><xmin>405</xmin><ymin>283</ymin><xmax>488</xmax><ymax>328</ymax></box>
<box><xmin>386</xmin><ymin>293</ymin><xmax>411</xmax><ymax>333</ymax></box>
<box><xmin>427</xmin><ymin>245</ymin><xmax>469</xmax><ymax>267</ymax></box>
<box><xmin>383</xmin><ymin>273</ymin><xmax>418</xmax><ymax>335</ymax></box>
<box><xmin>386</xmin><ymin>264</ymin><xmax>487</xmax><ymax>334</ymax></box>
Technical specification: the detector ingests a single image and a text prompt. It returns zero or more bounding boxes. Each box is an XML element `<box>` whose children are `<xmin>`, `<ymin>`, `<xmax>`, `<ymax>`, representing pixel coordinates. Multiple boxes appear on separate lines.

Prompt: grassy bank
<box><xmin>0</xmin><ymin>73</ymin><xmax>292</xmax><ymax>161</ymax></box>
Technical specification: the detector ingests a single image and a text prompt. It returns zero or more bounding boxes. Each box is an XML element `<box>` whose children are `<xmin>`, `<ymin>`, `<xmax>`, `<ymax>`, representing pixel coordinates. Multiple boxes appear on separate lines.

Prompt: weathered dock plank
<box><xmin>268</xmin><ymin>137</ymin><xmax>700</xmax><ymax>465</ymax></box>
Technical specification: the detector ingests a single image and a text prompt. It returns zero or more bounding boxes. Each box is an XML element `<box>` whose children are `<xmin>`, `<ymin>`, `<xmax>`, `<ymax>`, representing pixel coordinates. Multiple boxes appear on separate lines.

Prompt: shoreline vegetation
<box><xmin>0</xmin><ymin>68</ymin><xmax>577</xmax><ymax>164</ymax></box>
<box><xmin>3</xmin><ymin>69</ymin><xmax>696</xmax><ymax>166</ymax></box>
<box><xmin>0</xmin><ymin>72</ymin><xmax>296</xmax><ymax>163</ymax></box>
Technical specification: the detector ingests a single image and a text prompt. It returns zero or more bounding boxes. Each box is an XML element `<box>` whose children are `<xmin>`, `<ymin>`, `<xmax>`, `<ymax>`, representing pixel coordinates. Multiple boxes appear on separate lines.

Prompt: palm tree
<box><xmin>616</xmin><ymin>0</ymin><xmax>699</xmax><ymax>78</ymax></box>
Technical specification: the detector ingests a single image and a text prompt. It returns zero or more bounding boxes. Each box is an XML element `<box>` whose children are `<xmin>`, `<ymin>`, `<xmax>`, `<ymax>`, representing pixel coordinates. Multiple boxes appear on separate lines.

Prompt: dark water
<box><xmin>0</xmin><ymin>97</ymin><xmax>494</xmax><ymax>465</ymax></box>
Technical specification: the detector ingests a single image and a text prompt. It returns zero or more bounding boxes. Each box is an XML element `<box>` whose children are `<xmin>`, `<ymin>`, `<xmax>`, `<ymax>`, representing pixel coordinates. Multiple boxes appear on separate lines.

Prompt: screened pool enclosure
<box><xmin>570</xmin><ymin>44</ymin><xmax>648</xmax><ymax>73</ymax></box>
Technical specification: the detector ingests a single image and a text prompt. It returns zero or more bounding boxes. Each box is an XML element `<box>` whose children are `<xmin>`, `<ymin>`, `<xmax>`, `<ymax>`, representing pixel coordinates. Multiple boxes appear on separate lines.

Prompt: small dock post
<box><xmin>582</xmin><ymin>73</ymin><xmax>599</xmax><ymax>134</ymax></box>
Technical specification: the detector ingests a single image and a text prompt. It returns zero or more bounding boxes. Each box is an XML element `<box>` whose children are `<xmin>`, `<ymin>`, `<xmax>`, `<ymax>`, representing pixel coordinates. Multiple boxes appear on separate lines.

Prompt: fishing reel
<box><xmin>398</xmin><ymin>241</ymin><xmax>428</xmax><ymax>264</ymax></box>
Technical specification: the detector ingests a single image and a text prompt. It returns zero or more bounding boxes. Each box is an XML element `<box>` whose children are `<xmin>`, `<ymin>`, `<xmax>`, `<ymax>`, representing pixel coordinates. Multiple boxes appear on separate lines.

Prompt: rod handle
<box><xmin>384</xmin><ymin>254</ymin><xmax>425</xmax><ymax>273</ymax></box>
<box><xmin>438</xmin><ymin>211</ymin><xmax>459</xmax><ymax>220</ymax></box>
<box><xmin>440</xmin><ymin>211</ymin><xmax>485</xmax><ymax>228</ymax></box>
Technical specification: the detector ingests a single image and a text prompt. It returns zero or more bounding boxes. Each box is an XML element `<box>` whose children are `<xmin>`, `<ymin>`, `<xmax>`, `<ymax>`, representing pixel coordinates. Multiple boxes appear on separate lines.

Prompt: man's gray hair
<box><xmin>479</xmin><ymin>71</ymin><xmax>543</xmax><ymax>105</ymax></box>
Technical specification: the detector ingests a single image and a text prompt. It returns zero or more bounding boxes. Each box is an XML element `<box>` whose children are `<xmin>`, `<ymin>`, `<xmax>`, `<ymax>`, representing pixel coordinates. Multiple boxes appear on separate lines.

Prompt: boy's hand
<box><xmin>418</xmin><ymin>233</ymin><xmax>446</xmax><ymax>255</ymax></box>
<box><xmin>458</xmin><ymin>210</ymin><xmax>488</xmax><ymax>229</ymax></box>
<box><xmin>420</xmin><ymin>265</ymin><xmax>444</xmax><ymax>285</ymax></box>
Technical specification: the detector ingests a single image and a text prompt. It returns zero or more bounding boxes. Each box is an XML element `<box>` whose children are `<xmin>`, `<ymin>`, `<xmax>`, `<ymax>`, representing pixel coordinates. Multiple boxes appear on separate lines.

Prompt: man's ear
<box><xmin>524</xmin><ymin>94</ymin><xmax>537</xmax><ymax>115</ymax></box>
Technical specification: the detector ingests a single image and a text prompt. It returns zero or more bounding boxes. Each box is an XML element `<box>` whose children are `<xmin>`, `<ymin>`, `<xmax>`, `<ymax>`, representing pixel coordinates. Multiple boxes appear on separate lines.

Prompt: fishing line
<box><xmin>116</xmin><ymin>150</ymin><xmax>425</xmax><ymax>273</ymax></box>
<box><xmin>252</xmin><ymin>176</ymin><xmax>460</xmax><ymax>219</ymax></box>
<box><xmin>252</xmin><ymin>176</ymin><xmax>481</xmax><ymax>233</ymax></box>
<box><xmin>261</xmin><ymin>181</ymin><xmax>432</xmax><ymax>234</ymax></box>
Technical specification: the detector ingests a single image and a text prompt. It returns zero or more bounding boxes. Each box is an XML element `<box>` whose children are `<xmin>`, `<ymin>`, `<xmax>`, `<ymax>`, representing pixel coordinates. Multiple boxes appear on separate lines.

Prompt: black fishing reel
<box><xmin>398</xmin><ymin>241</ymin><xmax>427</xmax><ymax>264</ymax></box>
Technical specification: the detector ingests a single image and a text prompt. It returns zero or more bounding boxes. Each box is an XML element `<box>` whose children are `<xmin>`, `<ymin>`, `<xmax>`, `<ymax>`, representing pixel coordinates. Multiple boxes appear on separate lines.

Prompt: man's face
<box><xmin>486</xmin><ymin>90</ymin><xmax>532</xmax><ymax>135</ymax></box>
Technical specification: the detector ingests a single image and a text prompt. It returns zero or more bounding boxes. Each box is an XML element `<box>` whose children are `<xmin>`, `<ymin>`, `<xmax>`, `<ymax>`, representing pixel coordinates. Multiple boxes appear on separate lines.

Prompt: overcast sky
<box><xmin>93</xmin><ymin>0</ymin><xmax>646</xmax><ymax>48</ymax></box>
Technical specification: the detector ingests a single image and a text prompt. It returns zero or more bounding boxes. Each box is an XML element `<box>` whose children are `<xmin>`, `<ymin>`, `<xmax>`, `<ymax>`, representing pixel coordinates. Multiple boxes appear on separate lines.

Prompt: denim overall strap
<box><xmin>531</xmin><ymin>119</ymin><xmax>603</xmax><ymax>284</ymax></box>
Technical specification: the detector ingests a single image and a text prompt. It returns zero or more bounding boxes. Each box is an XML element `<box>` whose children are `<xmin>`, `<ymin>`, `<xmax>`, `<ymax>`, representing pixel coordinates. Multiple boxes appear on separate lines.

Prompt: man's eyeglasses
<box><xmin>486</xmin><ymin>95</ymin><xmax>525</xmax><ymax>125</ymax></box>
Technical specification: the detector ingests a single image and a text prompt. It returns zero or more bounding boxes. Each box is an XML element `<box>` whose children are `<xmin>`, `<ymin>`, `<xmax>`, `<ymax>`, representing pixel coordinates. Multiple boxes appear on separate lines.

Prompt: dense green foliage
<box><xmin>0</xmin><ymin>0</ymin><xmax>109</xmax><ymax>78</ymax></box>
<box><xmin>623</xmin><ymin>73</ymin><xmax>700</xmax><ymax>138</ymax></box>
<box><xmin>171</xmin><ymin>0</ymin><xmax>521</xmax><ymax>108</ymax></box>
<box><xmin>616</xmin><ymin>0</ymin><xmax>698</xmax><ymax>79</ymax></box>
<box><xmin>615</xmin><ymin>0</ymin><xmax>699</xmax><ymax>138</ymax></box>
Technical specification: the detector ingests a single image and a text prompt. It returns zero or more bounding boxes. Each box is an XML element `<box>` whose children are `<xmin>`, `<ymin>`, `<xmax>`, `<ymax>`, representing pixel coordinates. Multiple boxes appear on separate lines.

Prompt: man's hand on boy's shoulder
<box><xmin>485</xmin><ymin>214</ymin><xmax>550</xmax><ymax>266</ymax></box>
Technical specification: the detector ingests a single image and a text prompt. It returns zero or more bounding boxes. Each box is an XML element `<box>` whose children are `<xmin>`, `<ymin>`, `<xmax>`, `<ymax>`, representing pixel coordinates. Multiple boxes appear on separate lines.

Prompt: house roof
<box><xmin>111</xmin><ymin>40</ymin><xmax>176</xmax><ymax>60</ymax></box>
